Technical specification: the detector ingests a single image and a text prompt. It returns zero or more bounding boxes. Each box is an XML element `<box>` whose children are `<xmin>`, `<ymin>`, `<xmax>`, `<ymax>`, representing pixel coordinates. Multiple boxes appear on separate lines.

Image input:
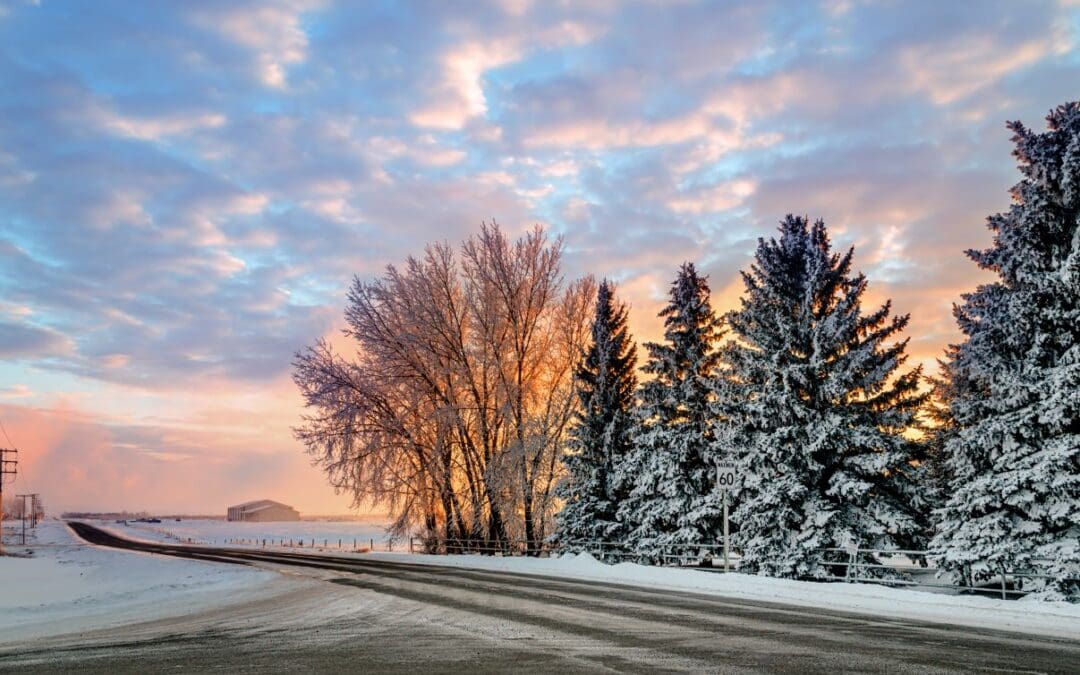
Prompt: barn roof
<box><xmin>230</xmin><ymin>499</ymin><xmax>295</xmax><ymax>511</ymax></box>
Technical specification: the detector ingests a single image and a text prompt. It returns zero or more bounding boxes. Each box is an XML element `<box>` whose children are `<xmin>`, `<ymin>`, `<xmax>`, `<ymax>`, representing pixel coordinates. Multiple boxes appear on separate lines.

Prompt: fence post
<box><xmin>1000</xmin><ymin>565</ymin><xmax>1007</xmax><ymax>601</ymax></box>
<box><xmin>370</xmin><ymin>537</ymin><xmax>374</xmax><ymax>551</ymax></box>
<box><xmin>410</xmin><ymin>537</ymin><xmax>414</xmax><ymax>553</ymax></box>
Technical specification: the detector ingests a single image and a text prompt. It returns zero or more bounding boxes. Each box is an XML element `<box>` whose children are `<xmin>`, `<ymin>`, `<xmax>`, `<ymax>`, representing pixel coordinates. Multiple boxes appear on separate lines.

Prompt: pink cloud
<box><xmin>899</xmin><ymin>35</ymin><xmax>1065</xmax><ymax>106</ymax></box>
<box><xmin>412</xmin><ymin>21</ymin><xmax>601</xmax><ymax>130</ymax></box>
<box><xmin>189</xmin><ymin>1</ymin><xmax>323</xmax><ymax>89</ymax></box>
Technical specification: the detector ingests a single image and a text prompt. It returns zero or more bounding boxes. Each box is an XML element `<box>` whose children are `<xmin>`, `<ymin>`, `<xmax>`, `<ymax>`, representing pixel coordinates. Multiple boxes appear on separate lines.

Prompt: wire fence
<box><xmin>192</xmin><ymin>535</ymin><xmax>402</xmax><ymax>553</ymax></box>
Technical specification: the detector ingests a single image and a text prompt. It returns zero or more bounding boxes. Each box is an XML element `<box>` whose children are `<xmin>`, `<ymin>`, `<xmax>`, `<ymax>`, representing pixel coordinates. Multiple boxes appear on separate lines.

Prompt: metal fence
<box><xmin>815</xmin><ymin>547</ymin><xmax>1065</xmax><ymax>600</ymax></box>
<box><xmin>417</xmin><ymin>537</ymin><xmax>1074</xmax><ymax>600</ymax></box>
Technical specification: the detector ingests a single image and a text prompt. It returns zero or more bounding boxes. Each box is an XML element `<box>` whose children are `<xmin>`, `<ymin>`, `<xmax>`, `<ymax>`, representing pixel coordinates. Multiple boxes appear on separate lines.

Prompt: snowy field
<box><xmin>0</xmin><ymin>520</ymin><xmax>280</xmax><ymax>643</ymax></box>
<box><xmin>92</xmin><ymin>518</ymin><xmax>1080</xmax><ymax>639</ymax></box>
<box><xmin>110</xmin><ymin>517</ymin><xmax>395</xmax><ymax>551</ymax></box>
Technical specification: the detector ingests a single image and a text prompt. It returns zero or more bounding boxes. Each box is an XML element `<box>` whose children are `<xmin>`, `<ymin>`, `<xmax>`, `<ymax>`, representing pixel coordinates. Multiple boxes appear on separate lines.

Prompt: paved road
<box><xmin>1</xmin><ymin>522</ymin><xmax>1077</xmax><ymax>673</ymax></box>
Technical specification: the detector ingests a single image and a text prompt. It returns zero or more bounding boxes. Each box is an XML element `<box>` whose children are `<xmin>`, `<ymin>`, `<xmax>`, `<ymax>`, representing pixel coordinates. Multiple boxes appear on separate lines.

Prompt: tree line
<box><xmin>294</xmin><ymin>101</ymin><xmax>1078</xmax><ymax>597</ymax></box>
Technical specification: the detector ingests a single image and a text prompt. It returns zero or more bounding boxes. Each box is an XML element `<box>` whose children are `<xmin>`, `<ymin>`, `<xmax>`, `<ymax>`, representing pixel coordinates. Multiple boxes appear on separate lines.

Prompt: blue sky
<box><xmin>0</xmin><ymin>0</ymin><xmax>1077</xmax><ymax>513</ymax></box>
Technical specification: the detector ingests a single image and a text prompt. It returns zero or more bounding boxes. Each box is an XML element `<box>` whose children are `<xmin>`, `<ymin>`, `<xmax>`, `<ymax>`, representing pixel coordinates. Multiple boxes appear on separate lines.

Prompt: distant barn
<box><xmin>226</xmin><ymin>499</ymin><xmax>300</xmax><ymax>522</ymax></box>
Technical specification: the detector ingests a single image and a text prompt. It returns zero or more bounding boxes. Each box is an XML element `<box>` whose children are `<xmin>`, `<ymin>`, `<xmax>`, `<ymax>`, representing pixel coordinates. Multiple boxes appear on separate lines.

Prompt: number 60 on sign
<box><xmin>717</xmin><ymin>464</ymin><xmax>739</xmax><ymax>490</ymax></box>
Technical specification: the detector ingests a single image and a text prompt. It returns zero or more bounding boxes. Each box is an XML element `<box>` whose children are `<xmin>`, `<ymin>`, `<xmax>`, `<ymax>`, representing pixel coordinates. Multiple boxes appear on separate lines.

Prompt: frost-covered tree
<box><xmin>619</xmin><ymin>263</ymin><xmax>724</xmax><ymax>562</ymax></box>
<box><xmin>293</xmin><ymin>223</ymin><xmax>594</xmax><ymax>551</ymax></box>
<box><xmin>931</xmin><ymin>102</ymin><xmax>1080</xmax><ymax>597</ymax></box>
<box><xmin>922</xmin><ymin>346</ymin><xmax>969</xmax><ymax>514</ymax></box>
<box><xmin>556</xmin><ymin>281</ymin><xmax>637</xmax><ymax>552</ymax></box>
<box><xmin>719</xmin><ymin>216</ymin><xmax>926</xmax><ymax>578</ymax></box>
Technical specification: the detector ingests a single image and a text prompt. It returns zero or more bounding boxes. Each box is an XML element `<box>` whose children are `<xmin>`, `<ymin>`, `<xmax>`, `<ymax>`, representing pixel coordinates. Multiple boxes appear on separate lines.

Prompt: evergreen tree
<box><xmin>619</xmin><ymin>263</ymin><xmax>724</xmax><ymax>562</ymax></box>
<box><xmin>719</xmin><ymin>216</ymin><xmax>926</xmax><ymax>578</ymax></box>
<box><xmin>556</xmin><ymin>281</ymin><xmax>638</xmax><ymax>554</ymax></box>
<box><xmin>922</xmin><ymin>347</ymin><xmax>968</xmax><ymax>514</ymax></box>
<box><xmin>931</xmin><ymin>102</ymin><xmax>1080</xmax><ymax>598</ymax></box>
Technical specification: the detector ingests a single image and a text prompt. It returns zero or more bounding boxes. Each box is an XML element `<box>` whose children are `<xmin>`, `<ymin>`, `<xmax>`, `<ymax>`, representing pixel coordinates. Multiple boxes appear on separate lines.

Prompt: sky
<box><xmin>0</xmin><ymin>0</ymin><xmax>1078</xmax><ymax>515</ymax></box>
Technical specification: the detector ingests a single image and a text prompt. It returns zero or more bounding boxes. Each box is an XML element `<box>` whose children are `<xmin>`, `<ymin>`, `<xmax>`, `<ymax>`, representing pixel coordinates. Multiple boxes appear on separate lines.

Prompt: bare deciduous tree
<box><xmin>294</xmin><ymin>223</ymin><xmax>593</xmax><ymax>552</ymax></box>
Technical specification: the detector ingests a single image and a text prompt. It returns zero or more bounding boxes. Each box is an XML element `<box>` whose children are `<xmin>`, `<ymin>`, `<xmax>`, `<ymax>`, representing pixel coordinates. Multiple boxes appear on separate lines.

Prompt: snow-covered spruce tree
<box><xmin>921</xmin><ymin>346</ymin><xmax>969</xmax><ymax>514</ymax></box>
<box><xmin>931</xmin><ymin>102</ymin><xmax>1080</xmax><ymax>598</ymax></box>
<box><xmin>556</xmin><ymin>281</ymin><xmax>638</xmax><ymax>555</ymax></box>
<box><xmin>618</xmin><ymin>263</ymin><xmax>724</xmax><ymax>563</ymax></box>
<box><xmin>718</xmin><ymin>216</ymin><xmax>927</xmax><ymax>578</ymax></box>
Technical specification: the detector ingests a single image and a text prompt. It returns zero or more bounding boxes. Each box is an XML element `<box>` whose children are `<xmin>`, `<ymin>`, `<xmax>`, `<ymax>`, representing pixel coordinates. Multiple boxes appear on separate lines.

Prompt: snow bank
<box><xmin>0</xmin><ymin>520</ymin><xmax>278</xmax><ymax>643</ymax></box>
<box><xmin>365</xmin><ymin>550</ymin><xmax>1080</xmax><ymax>639</ymax></box>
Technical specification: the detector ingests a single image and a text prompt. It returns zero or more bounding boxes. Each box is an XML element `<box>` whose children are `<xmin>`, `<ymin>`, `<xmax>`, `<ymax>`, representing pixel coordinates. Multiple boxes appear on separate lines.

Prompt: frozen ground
<box><xmin>95</xmin><ymin>518</ymin><xmax>1080</xmax><ymax>639</ymax></box>
<box><xmin>0</xmin><ymin>519</ymin><xmax>281</xmax><ymax>644</ymax></box>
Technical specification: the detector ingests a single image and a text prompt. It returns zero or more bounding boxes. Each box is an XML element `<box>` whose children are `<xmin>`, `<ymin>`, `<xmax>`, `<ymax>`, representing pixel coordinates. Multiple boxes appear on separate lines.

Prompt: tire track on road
<box><xmin>55</xmin><ymin>521</ymin><xmax>1080</xmax><ymax>674</ymax></box>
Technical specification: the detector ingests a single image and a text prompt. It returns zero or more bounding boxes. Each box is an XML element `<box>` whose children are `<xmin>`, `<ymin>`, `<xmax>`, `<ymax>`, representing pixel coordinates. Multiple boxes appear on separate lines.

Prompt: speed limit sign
<box><xmin>716</xmin><ymin>464</ymin><xmax>739</xmax><ymax>490</ymax></box>
<box><xmin>716</xmin><ymin>463</ymin><xmax>739</xmax><ymax>572</ymax></box>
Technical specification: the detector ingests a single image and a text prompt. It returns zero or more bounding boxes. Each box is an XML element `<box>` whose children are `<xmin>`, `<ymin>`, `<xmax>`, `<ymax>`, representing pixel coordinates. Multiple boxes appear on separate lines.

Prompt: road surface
<box><xmin>0</xmin><ymin>522</ymin><xmax>1077</xmax><ymax>673</ymax></box>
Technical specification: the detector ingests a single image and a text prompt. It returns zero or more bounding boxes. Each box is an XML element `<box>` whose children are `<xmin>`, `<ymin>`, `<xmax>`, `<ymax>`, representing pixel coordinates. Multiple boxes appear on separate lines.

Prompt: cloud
<box><xmin>368</xmin><ymin>134</ymin><xmax>467</xmax><ymax>168</ymax></box>
<box><xmin>667</xmin><ymin>179</ymin><xmax>757</xmax><ymax>215</ymax></box>
<box><xmin>898</xmin><ymin>34</ymin><xmax>1068</xmax><ymax>106</ymax></box>
<box><xmin>411</xmin><ymin>39</ymin><xmax>523</xmax><ymax>130</ymax></box>
<box><xmin>411</xmin><ymin>18</ymin><xmax>601</xmax><ymax>130</ymax></box>
<box><xmin>97</xmin><ymin>109</ymin><xmax>227</xmax><ymax>142</ymax></box>
<box><xmin>0</xmin><ymin>384</ymin><xmax>33</xmax><ymax>399</ymax></box>
<box><xmin>187</xmin><ymin>1</ymin><xmax>323</xmax><ymax>89</ymax></box>
<box><xmin>0</xmin><ymin>320</ymin><xmax>71</xmax><ymax>358</ymax></box>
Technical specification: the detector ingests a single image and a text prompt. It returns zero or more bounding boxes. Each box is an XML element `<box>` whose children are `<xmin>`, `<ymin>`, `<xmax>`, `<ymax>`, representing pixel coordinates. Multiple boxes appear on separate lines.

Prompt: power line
<box><xmin>0</xmin><ymin>412</ymin><xmax>13</xmax><ymax>449</ymax></box>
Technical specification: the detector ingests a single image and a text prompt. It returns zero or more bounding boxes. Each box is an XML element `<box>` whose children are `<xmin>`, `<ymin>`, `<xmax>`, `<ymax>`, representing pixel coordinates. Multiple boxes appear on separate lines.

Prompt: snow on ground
<box><xmin>360</xmin><ymin>551</ymin><xmax>1080</xmax><ymax>640</ymax></box>
<box><xmin>0</xmin><ymin>519</ymin><xmax>280</xmax><ymax>644</ymax></box>
<box><xmin>110</xmin><ymin>517</ymin><xmax>395</xmax><ymax>551</ymax></box>
<box><xmin>68</xmin><ymin>518</ymin><xmax>1080</xmax><ymax>640</ymax></box>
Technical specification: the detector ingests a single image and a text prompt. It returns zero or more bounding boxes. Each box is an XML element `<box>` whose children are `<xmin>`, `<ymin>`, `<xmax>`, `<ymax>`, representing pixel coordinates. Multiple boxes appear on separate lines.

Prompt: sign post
<box><xmin>716</xmin><ymin>463</ymin><xmax>738</xmax><ymax>572</ymax></box>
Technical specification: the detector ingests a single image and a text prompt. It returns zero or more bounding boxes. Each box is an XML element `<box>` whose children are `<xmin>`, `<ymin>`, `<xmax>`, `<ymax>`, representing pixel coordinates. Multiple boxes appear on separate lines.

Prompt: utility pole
<box><xmin>31</xmin><ymin>494</ymin><xmax>41</xmax><ymax>528</ymax></box>
<box><xmin>16</xmin><ymin>494</ymin><xmax>27</xmax><ymax>545</ymax></box>
<box><xmin>16</xmin><ymin>493</ymin><xmax>37</xmax><ymax>545</ymax></box>
<box><xmin>0</xmin><ymin>447</ymin><xmax>17</xmax><ymax>557</ymax></box>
